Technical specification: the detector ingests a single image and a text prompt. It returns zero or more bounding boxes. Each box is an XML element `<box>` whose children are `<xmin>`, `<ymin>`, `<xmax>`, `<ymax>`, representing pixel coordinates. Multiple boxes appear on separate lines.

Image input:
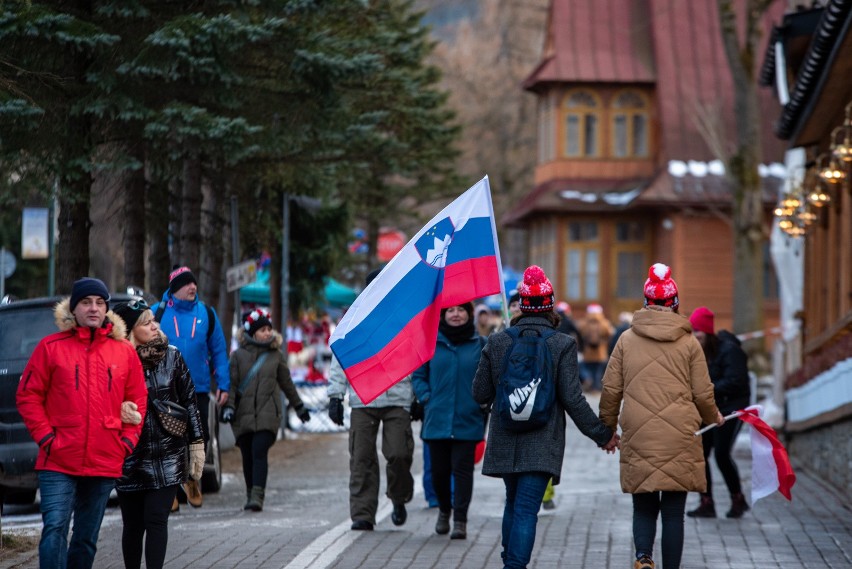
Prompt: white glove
<box><xmin>121</xmin><ymin>401</ymin><xmax>143</xmax><ymax>425</ymax></box>
<box><xmin>189</xmin><ymin>440</ymin><xmax>205</xmax><ymax>481</ymax></box>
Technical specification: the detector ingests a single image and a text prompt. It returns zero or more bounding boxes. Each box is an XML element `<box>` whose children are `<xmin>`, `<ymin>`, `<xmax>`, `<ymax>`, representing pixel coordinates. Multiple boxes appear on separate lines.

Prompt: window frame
<box><xmin>610</xmin><ymin>89</ymin><xmax>650</xmax><ymax>159</ymax></box>
<box><xmin>561</xmin><ymin>90</ymin><xmax>602</xmax><ymax>159</ymax></box>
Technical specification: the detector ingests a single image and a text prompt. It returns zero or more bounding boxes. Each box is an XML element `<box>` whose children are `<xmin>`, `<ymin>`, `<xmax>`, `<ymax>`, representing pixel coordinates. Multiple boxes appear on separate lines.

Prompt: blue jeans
<box><xmin>38</xmin><ymin>471</ymin><xmax>115</xmax><ymax>569</ymax></box>
<box><xmin>501</xmin><ymin>472</ymin><xmax>551</xmax><ymax>569</ymax></box>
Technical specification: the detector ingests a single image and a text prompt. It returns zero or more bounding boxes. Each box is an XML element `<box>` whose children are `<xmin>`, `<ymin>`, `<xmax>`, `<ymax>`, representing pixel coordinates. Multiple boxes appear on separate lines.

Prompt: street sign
<box><xmin>1</xmin><ymin>248</ymin><xmax>15</xmax><ymax>278</ymax></box>
<box><xmin>226</xmin><ymin>259</ymin><xmax>257</xmax><ymax>292</ymax></box>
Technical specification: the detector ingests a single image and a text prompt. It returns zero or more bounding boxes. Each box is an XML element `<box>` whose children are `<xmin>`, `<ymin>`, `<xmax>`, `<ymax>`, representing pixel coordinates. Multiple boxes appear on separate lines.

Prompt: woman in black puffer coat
<box><xmin>687</xmin><ymin>306</ymin><xmax>751</xmax><ymax>519</ymax></box>
<box><xmin>113</xmin><ymin>301</ymin><xmax>204</xmax><ymax>569</ymax></box>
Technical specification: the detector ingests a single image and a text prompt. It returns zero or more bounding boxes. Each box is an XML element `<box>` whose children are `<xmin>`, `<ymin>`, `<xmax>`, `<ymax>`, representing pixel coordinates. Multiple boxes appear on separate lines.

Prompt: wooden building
<box><xmin>508</xmin><ymin>0</ymin><xmax>786</xmax><ymax>332</ymax></box>
<box><xmin>760</xmin><ymin>0</ymin><xmax>852</xmax><ymax>493</ymax></box>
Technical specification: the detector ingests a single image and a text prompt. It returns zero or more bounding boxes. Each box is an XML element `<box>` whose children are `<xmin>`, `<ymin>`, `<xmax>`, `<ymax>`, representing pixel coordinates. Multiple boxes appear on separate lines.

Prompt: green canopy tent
<box><xmin>239</xmin><ymin>268</ymin><xmax>357</xmax><ymax>308</ymax></box>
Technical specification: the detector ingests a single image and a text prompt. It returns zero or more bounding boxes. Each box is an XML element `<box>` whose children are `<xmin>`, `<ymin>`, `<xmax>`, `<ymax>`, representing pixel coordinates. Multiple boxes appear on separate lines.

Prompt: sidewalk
<box><xmin>3</xmin><ymin>394</ymin><xmax>851</xmax><ymax>568</ymax></box>
<box><xmin>308</xmin><ymin>395</ymin><xmax>852</xmax><ymax>569</ymax></box>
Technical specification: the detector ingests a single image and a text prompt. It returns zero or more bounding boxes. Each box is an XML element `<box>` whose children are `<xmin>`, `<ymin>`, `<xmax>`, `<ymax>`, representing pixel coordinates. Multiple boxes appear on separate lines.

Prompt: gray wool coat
<box><xmin>472</xmin><ymin>315</ymin><xmax>613</xmax><ymax>484</ymax></box>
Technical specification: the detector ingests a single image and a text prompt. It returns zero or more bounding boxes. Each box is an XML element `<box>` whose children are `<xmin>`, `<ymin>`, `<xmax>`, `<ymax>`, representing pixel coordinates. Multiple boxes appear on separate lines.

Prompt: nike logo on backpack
<box><xmin>509</xmin><ymin>378</ymin><xmax>541</xmax><ymax>421</ymax></box>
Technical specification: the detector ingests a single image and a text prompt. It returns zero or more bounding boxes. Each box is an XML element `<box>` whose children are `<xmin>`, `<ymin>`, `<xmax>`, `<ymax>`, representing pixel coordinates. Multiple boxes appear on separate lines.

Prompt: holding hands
<box><xmin>601</xmin><ymin>432</ymin><xmax>621</xmax><ymax>454</ymax></box>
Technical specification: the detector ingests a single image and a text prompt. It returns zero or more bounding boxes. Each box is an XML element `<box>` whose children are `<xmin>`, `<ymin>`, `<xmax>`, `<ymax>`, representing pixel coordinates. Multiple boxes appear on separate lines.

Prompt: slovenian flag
<box><xmin>330</xmin><ymin>176</ymin><xmax>503</xmax><ymax>404</ymax></box>
<box><xmin>739</xmin><ymin>405</ymin><xmax>796</xmax><ymax>503</ymax></box>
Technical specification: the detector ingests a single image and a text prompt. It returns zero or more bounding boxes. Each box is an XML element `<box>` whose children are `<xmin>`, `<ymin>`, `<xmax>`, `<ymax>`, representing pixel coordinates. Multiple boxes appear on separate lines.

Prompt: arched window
<box><xmin>562</xmin><ymin>90</ymin><xmax>600</xmax><ymax>158</ymax></box>
<box><xmin>612</xmin><ymin>90</ymin><xmax>649</xmax><ymax>157</ymax></box>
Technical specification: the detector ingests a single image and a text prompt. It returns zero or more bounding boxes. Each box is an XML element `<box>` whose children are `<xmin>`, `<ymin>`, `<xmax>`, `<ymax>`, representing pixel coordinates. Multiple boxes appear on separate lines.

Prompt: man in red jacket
<box><xmin>16</xmin><ymin>277</ymin><xmax>148</xmax><ymax>569</ymax></box>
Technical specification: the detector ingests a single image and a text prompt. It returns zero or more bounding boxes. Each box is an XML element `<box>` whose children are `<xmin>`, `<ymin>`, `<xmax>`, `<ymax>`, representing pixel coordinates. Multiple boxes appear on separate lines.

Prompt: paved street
<box><xmin>2</xmin><ymin>394</ymin><xmax>851</xmax><ymax>568</ymax></box>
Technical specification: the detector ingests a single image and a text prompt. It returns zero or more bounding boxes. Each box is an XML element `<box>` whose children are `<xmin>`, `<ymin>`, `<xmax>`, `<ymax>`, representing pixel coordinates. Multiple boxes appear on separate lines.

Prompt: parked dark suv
<box><xmin>0</xmin><ymin>293</ymin><xmax>222</xmax><ymax>507</ymax></box>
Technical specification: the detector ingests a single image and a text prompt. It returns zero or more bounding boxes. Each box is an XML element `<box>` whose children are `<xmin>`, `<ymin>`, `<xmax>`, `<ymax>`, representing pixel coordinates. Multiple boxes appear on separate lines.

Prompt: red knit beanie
<box><xmin>518</xmin><ymin>265</ymin><xmax>554</xmax><ymax>313</ymax></box>
<box><xmin>689</xmin><ymin>306</ymin><xmax>715</xmax><ymax>335</ymax></box>
<box><xmin>643</xmin><ymin>263</ymin><xmax>679</xmax><ymax>311</ymax></box>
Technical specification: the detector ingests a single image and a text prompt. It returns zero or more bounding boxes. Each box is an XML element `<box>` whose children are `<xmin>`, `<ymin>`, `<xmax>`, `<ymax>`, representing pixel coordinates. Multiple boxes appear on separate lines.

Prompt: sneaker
<box><xmin>435</xmin><ymin>511</ymin><xmax>451</xmax><ymax>535</ymax></box>
<box><xmin>183</xmin><ymin>479</ymin><xmax>203</xmax><ymax>508</ymax></box>
<box><xmin>351</xmin><ymin>520</ymin><xmax>374</xmax><ymax>531</ymax></box>
<box><xmin>634</xmin><ymin>555</ymin><xmax>655</xmax><ymax>569</ymax></box>
<box><xmin>541</xmin><ymin>499</ymin><xmax>555</xmax><ymax>511</ymax></box>
<box><xmin>391</xmin><ymin>502</ymin><xmax>407</xmax><ymax>526</ymax></box>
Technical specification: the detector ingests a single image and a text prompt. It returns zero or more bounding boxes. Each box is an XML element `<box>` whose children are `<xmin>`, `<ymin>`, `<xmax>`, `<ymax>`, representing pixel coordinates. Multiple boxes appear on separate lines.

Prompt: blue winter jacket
<box><xmin>412</xmin><ymin>330</ymin><xmax>485</xmax><ymax>442</ymax></box>
<box><xmin>152</xmin><ymin>291</ymin><xmax>230</xmax><ymax>394</ymax></box>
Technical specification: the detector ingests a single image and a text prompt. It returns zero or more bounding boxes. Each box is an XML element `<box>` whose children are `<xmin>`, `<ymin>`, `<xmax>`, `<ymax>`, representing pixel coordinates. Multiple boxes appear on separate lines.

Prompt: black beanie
<box><xmin>112</xmin><ymin>300</ymin><xmax>150</xmax><ymax>338</ymax></box>
<box><xmin>169</xmin><ymin>265</ymin><xmax>197</xmax><ymax>295</ymax></box>
<box><xmin>70</xmin><ymin>277</ymin><xmax>110</xmax><ymax>311</ymax></box>
<box><xmin>243</xmin><ymin>308</ymin><xmax>273</xmax><ymax>337</ymax></box>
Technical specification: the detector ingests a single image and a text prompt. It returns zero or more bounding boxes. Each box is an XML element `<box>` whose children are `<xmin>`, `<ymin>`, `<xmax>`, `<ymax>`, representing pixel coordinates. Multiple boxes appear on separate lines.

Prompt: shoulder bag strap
<box><xmin>238</xmin><ymin>352</ymin><xmax>270</xmax><ymax>396</ymax></box>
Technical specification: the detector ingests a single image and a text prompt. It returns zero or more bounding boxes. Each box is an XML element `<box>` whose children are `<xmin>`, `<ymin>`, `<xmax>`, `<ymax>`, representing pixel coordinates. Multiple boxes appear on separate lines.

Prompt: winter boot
<box><xmin>633</xmin><ymin>555</ymin><xmax>655</xmax><ymax>569</ymax></box>
<box><xmin>246</xmin><ymin>486</ymin><xmax>265</xmax><ymax>512</ymax></box>
<box><xmin>726</xmin><ymin>492</ymin><xmax>750</xmax><ymax>518</ymax></box>
<box><xmin>686</xmin><ymin>494</ymin><xmax>716</xmax><ymax>518</ymax></box>
<box><xmin>435</xmin><ymin>511</ymin><xmax>451</xmax><ymax>535</ymax></box>
<box><xmin>243</xmin><ymin>488</ymin><xmax>252</xmax><ymax>510</ymax></box>
<box><xmin>450</xmin><ymin>521</ymin><xmax>467</xmax><ymax>540</ymax></box>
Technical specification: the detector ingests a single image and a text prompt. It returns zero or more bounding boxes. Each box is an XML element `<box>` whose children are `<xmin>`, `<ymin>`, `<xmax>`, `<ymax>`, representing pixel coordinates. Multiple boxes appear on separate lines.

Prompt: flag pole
<box><xmin>482</xmin><ymin>176</ymin><xmax>510</xmax><ymax>329</ymax></box>
<box><xmin>694</xmin><ymin>411</ymin><xmax>742</xmax><ymax>436</ymax></box>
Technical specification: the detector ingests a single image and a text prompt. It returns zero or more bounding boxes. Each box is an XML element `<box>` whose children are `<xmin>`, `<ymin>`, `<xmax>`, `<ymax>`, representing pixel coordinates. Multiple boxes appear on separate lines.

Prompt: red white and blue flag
<box><xmin>330</xmin><ymin>177</ymin><xmax>503</xmax><ymax>404</ymax></box>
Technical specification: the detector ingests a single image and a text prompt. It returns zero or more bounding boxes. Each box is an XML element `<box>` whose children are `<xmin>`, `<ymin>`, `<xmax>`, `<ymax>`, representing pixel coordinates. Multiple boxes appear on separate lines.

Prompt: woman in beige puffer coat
<box><xmin>599</xmin><ymin>263</ymin><xmax>722</xmax><ymax>569</ymax></box>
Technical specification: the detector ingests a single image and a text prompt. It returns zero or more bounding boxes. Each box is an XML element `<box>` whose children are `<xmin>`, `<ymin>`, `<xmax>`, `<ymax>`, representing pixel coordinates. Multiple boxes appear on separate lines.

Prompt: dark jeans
<box><xmin>581</xmin><ymin>361</ymin><xmax>607</xmax><ymax>390</ymax></box>
<box><xmin>117</xmin><ymin>485</ymin><xmax>178</xmax><ymax>569</ymax></box>
<box><xmin>501</xmin><ymin>472</ymin><xmax>550</xmax><ymax>569</ymax></box>
<box><xmin>236</xmin><ymin>430</ymin><xmax>277</xmax><ymax>490</ymax></box>
<box><xmin>196</xmin><ymin>392</ymin><xmax>210</xmax><ymax>444</ymax></box>
<box><xmin>426</xmin><ymin>439</ymin><xmax>477</xmax><ymax>522</ymax></box>
<box><xmin>349</xmin><ymin>407</ymin><xmax>414</xmax><ymax>524</ymax></box>
<box><xmin>37</xmin><ymin>471</ymin><xmax>115</xmax><ymax>569</ymax></box>
<box><xmin>632</xmin><ymin>491</ymin><xmax>687</xmax><ymax>569</ymax></box>
<box><xmin>702</xmin><ymin>418</ymin><xmax>743</xmax><ymax>495</ymax></box>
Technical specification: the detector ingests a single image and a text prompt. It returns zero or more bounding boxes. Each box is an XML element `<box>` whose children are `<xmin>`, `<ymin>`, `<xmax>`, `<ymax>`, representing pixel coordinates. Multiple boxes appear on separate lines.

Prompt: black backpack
<box><xmin>154</xmin><ymin>301</ymin><xmax>216</xmax><ymax>342</ymax></box>
<box><xmin>495</xmin><ymin>327</ymin><xmax>557</xmax><ymax>432</ymax></box>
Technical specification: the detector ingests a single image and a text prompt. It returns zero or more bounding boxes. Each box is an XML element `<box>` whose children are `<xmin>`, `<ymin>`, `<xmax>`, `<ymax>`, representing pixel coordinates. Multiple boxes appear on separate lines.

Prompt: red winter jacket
<box><xmin>16</xmin><ymin>300</ymin><xmax>148</xmax><ymax>478</ymax></box>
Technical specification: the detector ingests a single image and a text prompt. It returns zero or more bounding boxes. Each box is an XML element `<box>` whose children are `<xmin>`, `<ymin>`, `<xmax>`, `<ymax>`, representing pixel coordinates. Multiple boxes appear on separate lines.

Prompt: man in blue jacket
<box><xmin>152</xmin><ymin>265</ymin><xmax>230</xmax><ymax>507</ymax></box>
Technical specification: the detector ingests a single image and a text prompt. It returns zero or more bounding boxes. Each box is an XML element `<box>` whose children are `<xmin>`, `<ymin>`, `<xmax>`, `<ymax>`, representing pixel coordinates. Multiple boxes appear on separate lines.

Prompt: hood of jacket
<box><xmin>53</xmin><ymin>298</ymin><xmax>127</xmax><ymax>340</ymax></box>
<box><xmin>158</xmin><ymin>290</ymin><xmax>199</xmax><ymax>312</ymax></box>
<box><xmin>717</xmin><ymin>329</ymin><xmax>741</xmax><ymax>346</ymax></box>
<box><xmin>630</xmin><ymin>306</ymin><xmax>691</xmax><ymax>343</ymax></box>
<box><xmin>237</xmin><ymin>328</ymin><xmax>283</xmax><ymax>351</ymax></box>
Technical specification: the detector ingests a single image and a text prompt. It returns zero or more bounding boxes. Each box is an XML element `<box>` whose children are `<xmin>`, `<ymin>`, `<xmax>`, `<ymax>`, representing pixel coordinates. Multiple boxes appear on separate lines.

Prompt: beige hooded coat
<box><xmin>599</xmin><ymin>307</ymin><xmax>719</xmax><ymax>494</ymax></box>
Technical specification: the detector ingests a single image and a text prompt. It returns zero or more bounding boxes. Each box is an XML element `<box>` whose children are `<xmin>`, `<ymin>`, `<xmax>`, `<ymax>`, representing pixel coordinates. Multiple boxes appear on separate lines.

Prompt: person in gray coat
<box><xmin>473</xmin><ymin>265</ymin><xmax>618</xmax><ymax>569</ymax></box>
<box><xmin>327</xmin><ymin>268</ymin><xmax>415</xmax><ymax>531</ymax></box>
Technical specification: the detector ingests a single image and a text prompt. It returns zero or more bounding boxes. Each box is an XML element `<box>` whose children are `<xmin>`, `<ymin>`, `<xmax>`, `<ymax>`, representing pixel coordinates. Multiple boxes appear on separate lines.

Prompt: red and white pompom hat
<box><xmin>518</xmin><ymin>265</ymin><xmax>555</xmax><ymax>313</ymax></box>
<box><xmin>643</xmin><ymin>263</ymin><xmax>679</xmax><ymax>310</ymax></box>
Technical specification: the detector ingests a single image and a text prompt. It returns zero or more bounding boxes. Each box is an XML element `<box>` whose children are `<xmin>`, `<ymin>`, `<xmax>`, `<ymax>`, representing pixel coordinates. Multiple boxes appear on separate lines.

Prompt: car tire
<box><xmin>201</xmin><ymin>396</ymin><xmax>222</xmax><ymax>493</ymax></box>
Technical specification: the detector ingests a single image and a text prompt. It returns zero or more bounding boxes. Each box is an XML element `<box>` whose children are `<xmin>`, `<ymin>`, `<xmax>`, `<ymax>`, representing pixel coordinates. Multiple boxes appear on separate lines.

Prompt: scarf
<box><xmin>439</xmin><ymin>318</ymin><xmax>475</xmax><ymax>345</ymax></box>
<box><xmin>136</xmin><ymin>334</ymin><xmax>169</xmax><ymax>371</ymax></box>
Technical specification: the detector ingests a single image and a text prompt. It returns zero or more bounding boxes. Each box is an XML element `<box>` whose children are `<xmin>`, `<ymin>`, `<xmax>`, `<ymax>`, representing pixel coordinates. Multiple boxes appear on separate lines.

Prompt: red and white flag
<box><xmin>738</xmin><ymin>405</ymin><xmax>796</xmax><ymax>503</ymax></box>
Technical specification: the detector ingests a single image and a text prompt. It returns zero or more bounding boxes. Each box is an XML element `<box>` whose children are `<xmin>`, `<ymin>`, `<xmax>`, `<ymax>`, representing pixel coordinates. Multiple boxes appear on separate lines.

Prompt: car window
<box><xmin>0</xmin><ymin>307</ymin><xmax>59</xmax><ymax>360</ymax></box>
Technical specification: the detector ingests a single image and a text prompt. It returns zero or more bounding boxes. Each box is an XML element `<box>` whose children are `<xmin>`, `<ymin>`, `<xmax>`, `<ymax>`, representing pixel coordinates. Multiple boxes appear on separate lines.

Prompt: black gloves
<box><xmin>295</xmin><ymin>403</ymin><xmax>311</xmax><ymax>424</ymax></box>
<box><xmin>221</xmin><ymin>407</ymin><xmax>235</xmax><ymax>423</ymax></box>
<box><xmin>409</xmin><ymin>399</ymin><xmax>424</xmax><ymax>421</ymax></box>
<box><xmin>328</xmin><ymin>397</ymin><xmax>344</xmax><ymax>426</ymax></box>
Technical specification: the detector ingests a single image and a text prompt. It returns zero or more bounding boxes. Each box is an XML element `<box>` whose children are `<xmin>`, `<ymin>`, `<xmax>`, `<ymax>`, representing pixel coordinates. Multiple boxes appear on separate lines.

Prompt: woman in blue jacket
<box><xmin>413</xmin><ymin>302</ymin><xmax>485</xmax><ymax>540</ymax></box>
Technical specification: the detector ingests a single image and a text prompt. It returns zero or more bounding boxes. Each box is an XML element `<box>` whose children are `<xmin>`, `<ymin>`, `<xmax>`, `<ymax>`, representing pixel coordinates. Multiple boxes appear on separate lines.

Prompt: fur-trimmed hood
<box><xmin>237</xmin><ymin>327</ymin><xmax>283</xmax><ymax>350</ymax></box>
<box><xmin>53</xmin><ymin>298</ymin><xmax>127</xmax><ymax>340</ymax></box>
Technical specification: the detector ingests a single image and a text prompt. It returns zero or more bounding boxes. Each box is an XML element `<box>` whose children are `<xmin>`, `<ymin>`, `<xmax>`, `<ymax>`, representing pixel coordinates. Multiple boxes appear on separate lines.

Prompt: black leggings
<box><xmin>237</xmin><ymin>430</ymin><xmax>277</xmax><ymax>490</ymax></box>
<box><xmin>426</xmin><ymin>439</ymin><xmax>477</xmax><ymax>522</ymax></box>
<box><xmin>117</xmin><ymin>485</ymin><xmax>179</xmax><ymax>569</ymax></box>
<box><xmin>632</xmin><ymin>491</ymin><xmax>687</xmax><ymax>569</ymax></box>
<box><xmin>702</xmin><ymin>418</ymin><xmax>743</xmax><ymax>495</ymax></box>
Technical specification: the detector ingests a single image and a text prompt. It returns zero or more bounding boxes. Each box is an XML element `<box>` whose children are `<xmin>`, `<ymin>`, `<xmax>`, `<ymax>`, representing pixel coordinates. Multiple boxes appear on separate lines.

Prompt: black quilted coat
<box><xmin>116</xmin><ymin>345</ymin><xmax>204</xmax><ymax>491</ymax></box>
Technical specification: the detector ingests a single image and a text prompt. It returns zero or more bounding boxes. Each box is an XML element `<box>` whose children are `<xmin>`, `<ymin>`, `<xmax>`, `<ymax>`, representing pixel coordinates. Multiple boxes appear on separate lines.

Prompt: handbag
<box><xmin>151</xmin><ymin>398</ymin><xmax>189</xmax><ymax>438</ymax></box>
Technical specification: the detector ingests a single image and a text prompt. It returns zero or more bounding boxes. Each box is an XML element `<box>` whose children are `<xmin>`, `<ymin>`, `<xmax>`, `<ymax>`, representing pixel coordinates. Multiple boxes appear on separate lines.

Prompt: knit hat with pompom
<box><xmin>243</xmin><ymin>308</ymin><xmax>273</xmax><ymax>337</ymax></box>
<box><xmin>643</xmin><ymin>263</ymin><xmax>679</xmax><ymax>311</ymax></box>
<box><xmin>518</xmin><ymin>265</ymin><xmax>554</xmax><ymax>313</ymax></box>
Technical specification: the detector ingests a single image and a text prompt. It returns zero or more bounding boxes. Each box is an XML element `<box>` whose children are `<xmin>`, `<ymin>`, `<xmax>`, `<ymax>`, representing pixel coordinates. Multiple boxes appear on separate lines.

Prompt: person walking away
<box><xmin>112</xmin><ymin>300</ymin><xmax>205</xmax><ymax>569</ymax></box>
<box><xmin>579</xmin><ymin>304</ymin><xmax>613</xmax><ymax>391</ymax></box>
<box><xmin>413</xmin><ymin>302</ymin><xmax>487</xmax><ymax>540</ymax></box>
<box><xmin>555</xmin><ymin>301</ymin><xmax>584</xmax><ymax>352</ymax></box>
<box><xmin>608</xmin><ymin>311</ymin><xmax>633</xmax><ymax>356</ymax></box>
<box><xmin>221</xmin><ymin>308</ymin><xmax>311</xmax><ymax>511</ymax></box>
<box><xmin>152</xmin><ymin>265</ymin><xmax>230</xmax><ymax>508</ymax></box>
<box><xmin>599</xmin><ymin>263</ymin><xmax>723</xmax><ymax>569</ymax></box>
<box><xmin>473</xmin><ymin>266</ymin><xmax>617</xmax><ymax>569</ymax></box>
<box><xmin>687</xmin><ymin>306</ymin><xmax>751</xmax><ymax>518</ymax></box>
<box><xmin>327</xmin><ymin>267</ymin><xmax>415</xmax><ymax>530</ymax></box>
<box><xmin>16</xmin><ymin>278</ymin><xmax>149</xmax><ymax>569</ymax></box>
